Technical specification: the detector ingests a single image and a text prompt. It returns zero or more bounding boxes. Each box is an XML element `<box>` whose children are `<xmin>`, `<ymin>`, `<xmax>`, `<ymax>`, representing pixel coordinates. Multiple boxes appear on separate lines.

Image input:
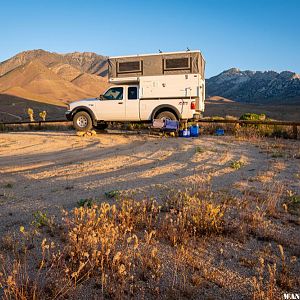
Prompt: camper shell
<box><xmin>108</xmin><ymin>51</ymin><xmax>205</xmax><ymax>79</ymax></box>
<box><xmin>108</xmin><ymin>51</ymin><xmax>205</xmax><ymax>111</ymax></box>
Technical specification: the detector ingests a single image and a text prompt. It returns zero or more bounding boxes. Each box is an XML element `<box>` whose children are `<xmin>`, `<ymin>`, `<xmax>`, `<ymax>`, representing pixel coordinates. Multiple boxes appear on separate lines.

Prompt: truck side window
<box><xmin>102</xmin><ymin>87</ymin><xmax>123</xmax><ymax>100</ymax></box>
<box><xmin>128</xmin><ymin>87</ymin><xmax>138</xmax><ymax>100</ymax></box>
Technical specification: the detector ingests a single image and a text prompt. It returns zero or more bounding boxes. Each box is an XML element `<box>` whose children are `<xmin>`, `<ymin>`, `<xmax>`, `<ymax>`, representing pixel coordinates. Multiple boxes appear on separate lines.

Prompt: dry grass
<box><xmin>197</xmin><ymin>121</ymin><xmax>298</xmax><ymax>141</ymax></box>
<box><xmin>252</xmin><ymin>245</ymin><xmax>298</xmax><ymax>300</ymax></box>
<box><xmin>0</xmin><ymin>122</ymin><xmax>73</xmax><ymax>132</ymax></box>
<box><xmin>1</xmin><ymin>186</ymin><xmax>298</xmax><ymax>299</ymax></box>
<box><xmin>0</xmin><ymin>193</ymin><xmax>228</xmax><ymax>299</ymax></box>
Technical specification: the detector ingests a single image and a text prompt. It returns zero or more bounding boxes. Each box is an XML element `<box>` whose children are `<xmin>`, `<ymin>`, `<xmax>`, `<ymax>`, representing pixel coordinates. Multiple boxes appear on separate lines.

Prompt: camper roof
<box><xmin>109</xmin><ymin>50</ymin><xmax>203</xmax><ymax>59</ymax></box>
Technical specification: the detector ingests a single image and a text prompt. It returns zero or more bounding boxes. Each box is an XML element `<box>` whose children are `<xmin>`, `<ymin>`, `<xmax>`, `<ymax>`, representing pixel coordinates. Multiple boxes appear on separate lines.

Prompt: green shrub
<box><xmin>239</xmin><ymin>113</ymin><xmax>266</xmax><ymax>121</ymax></box>
<box><xmin>230</xmin><ymin>160</ymin><xmax>244</xmax><ymax>170</ymax></box>
<box><xmin>77</xmin><ymin>198</ymin><xmax>93</xmax><ymax>208</ymax></box>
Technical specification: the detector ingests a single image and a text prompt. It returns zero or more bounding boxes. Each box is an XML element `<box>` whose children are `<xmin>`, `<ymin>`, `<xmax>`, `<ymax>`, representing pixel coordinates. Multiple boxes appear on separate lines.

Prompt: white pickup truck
<box><xmin>66</xmin><ymin>50</ymin><xmax>205</xmax><ymax>131</ymax></box>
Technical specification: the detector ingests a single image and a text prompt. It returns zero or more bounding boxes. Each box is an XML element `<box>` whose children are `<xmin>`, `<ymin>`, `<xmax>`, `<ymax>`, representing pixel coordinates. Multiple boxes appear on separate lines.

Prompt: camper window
<box><xmin>164</xmin><ymin>58</ymin><xmax>190</xmax><ymax>70</ymax></box>
<box><xmin>118</xmin><ymin>61</ymin><xmax>142</xmax><ymax>73</ymax></box>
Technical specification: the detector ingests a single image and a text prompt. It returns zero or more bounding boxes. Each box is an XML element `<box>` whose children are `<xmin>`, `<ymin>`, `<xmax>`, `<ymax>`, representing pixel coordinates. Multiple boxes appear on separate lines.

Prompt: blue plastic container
<box><xmin>190</xmin><ymin>125</ymin><xmax>199</xmax><ymax>137</ymax></box>
<box><xmin>216</xmin><ymin>128</ymin><xmax>225</xmax><ymax>136</ymax></box>
<box><xmin>183</xmin><ymin>128</ymin><xmax>190</xmax><ymax>137</ymax></box>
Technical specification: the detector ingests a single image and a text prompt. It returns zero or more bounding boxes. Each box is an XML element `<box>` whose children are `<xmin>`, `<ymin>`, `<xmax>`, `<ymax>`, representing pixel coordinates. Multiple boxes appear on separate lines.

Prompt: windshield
<box><xmin>102</xmin><ymin>87</ymin><xmax>123</xmax><ymax>100</ymax></box>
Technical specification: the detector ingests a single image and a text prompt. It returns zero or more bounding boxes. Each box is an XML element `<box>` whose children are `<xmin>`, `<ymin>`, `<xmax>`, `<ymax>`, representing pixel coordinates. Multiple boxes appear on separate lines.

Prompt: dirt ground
<box><xmin>0</xmin><ymin>131</ymin><xmax>300</xmax><ymax>299</ymax></box>
<box><xmin>0</xmin><ymin>131</ymin><xmax>299</xmax><ymax>236</ymax></box>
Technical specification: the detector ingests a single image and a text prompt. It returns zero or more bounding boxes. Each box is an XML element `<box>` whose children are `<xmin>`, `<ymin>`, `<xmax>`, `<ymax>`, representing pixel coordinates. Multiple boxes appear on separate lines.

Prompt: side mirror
<box><xmin>99</xmin><ymin>94</ymin><xmax>104</xmax><ymax>100</ymax></box>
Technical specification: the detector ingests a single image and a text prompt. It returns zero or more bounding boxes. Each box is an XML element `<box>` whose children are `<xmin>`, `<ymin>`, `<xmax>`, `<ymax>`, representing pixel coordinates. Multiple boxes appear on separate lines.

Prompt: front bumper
<box><xmin>65</xmin><ymin>111</ymin><xmax>73</xmax><ymax>121</ymax></box>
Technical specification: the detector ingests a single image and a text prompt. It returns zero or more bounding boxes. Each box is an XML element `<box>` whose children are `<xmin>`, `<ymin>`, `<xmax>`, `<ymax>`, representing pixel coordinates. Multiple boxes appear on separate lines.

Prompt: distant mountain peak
<box><xmin>207</xmin><ymin>67</ymin><xmax>300</xmax><ymax>104</ymax></box>
<box><xmin>0</xmin><ymin>49</ymin><xmax>108</xmax><ymax>77</ymax></box>
<box><xmin>62</xmin><ymin>51</ymin><xmax>107</xmax><ymax>58</ymax></box>
<box><xmin>223</xmin><ymin>67</ymin><xmax>241</xmax><ymax>74</ymax></box>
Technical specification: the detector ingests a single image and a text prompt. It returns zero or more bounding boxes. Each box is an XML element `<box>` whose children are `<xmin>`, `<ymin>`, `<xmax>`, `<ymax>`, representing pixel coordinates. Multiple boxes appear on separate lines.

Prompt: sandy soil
<box><xmin>0</xmin><ymin>131</ymin><xmax>299</xmax><ymax>237</ymax></box>
<box><xmin>0</xmin><ymin>131</ymin><xmax>300</xmax><ymax>299</ymax></box>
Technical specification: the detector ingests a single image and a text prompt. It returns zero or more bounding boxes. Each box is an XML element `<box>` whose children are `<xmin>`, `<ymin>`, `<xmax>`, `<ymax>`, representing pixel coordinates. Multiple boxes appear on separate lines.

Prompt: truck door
<box><xmin>125</xmin><ymin>86</ymin><xmax>140</xmax><ymax>121</ymax></box>
<box><xmin>95</xmin><ymin>87</ymin><xmax>126</xmax><ymax>121</ymax></box>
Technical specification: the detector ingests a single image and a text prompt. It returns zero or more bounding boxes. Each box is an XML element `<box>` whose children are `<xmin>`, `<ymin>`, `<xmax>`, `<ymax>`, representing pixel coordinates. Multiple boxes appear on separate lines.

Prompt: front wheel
<box><xmin>73</xmin><ymin>111</ymin><xmax>93</xmax><ymax>131</ymax></box>
<box><xmin>156</xmin><ymin>111</ymin><xmax>178</xmax><ymax>121</ymax></box>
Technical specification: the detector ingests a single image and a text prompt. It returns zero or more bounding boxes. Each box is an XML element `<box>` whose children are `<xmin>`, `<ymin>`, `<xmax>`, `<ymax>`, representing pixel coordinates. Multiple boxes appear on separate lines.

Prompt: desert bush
<box><xmin>277</xmin><ymin>245</ymin><xmax>295</xmax><ymax>290</ymax></box>
<box><xmin>263</xmin><ymin>183</ymin><xmax>284</xmax><ymax>217</ymax></box>
<box><xmin>27</xmin><ymin>108</ymin><xmax>34</xmax><ymax>122</ymax></box>
<box><xmin>252</xmin><ymin>245</ymin><xmax>297</xmax><ymax>299</ymax></box>
<box><xmin>39</xmin><ymin>111</ymin><xmax>47</xmax><ymax>121</ymax></box>
<box><xmin>239</xmin><ymin>113</ymin><xmax>266</xmax><ymax>121</ymax></box>
<box><xmin>0</xmin><ymin>238</ymin><xmax>55</xmax><ymax>300</ymax></box>
<box><xmin>77</xmin><ymin>198</ymin><xmax>93</xmax><ymax>208</ymax></box>
<box><xmin>0</xmin><ymin>257</ymin><xmax>41</xmax><ymax>299</ymax></box>
<box><xmin>60</xmin><ymin>201</ymin><xmax>163</xmax><ymax>298</ymax></box>
<box><xmin>117</xmin><ymin>198</ymin><xmax>160</xmax><ymax>231</ymax></box>
<box><xmin>198</xmin><ymin>122</ymin><xmax>236</xmax><ymax>135</ymax></box>
<box><xmin>163</xmin><ymin>193</ymin><xmax>226</xmax><ymax>245</ymax></box>
<box><xmin>230</xmin><ymin>160</ymin><xmax>244</xmax><ymax>170</ymax></box>
<box><xmin>4</xmin><ymin>183</ymin><xmax>13</xmax><ymax>188</ymax></box>
<box><xmin>234</xmin><ymin>125</ymin><xmax>264</xmax><ymax>141</ymax></box>
<box><xmin>252</xmin><ymin>257</ymin><xmax>278</xmax><ymax>300</ymax></box>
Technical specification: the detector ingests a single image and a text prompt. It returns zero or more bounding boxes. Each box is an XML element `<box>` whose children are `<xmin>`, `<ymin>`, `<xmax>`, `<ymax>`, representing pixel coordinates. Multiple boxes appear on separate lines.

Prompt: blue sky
<box><xmin>0</xmin><ymin>0</ymin><xmax>299</xmax><ymax>77</ymax></box>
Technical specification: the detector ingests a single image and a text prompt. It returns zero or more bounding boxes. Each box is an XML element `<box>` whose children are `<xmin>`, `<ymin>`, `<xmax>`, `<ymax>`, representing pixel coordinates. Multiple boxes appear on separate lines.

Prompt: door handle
<box><xmin>118</xmin><ymin>102</ymin><xmax>123</xmax><ymax>104</ymax></box>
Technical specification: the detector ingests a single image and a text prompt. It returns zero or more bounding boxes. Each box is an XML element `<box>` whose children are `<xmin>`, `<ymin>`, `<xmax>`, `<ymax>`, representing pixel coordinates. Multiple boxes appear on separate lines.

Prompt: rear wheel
<box><xmin>73</xmin><ymin>111</ymin><xmax>93</xmax><ymax>131</ymax></box>
<box><xmin>156</xmin><ymin>111</ymin><xmax>178</xmax><ymax>121</ymax></box>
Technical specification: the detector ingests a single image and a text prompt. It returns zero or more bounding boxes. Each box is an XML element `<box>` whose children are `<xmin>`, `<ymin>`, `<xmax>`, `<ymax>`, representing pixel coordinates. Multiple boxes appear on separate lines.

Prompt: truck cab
<box><xmin>66</xmin><ymin>50</ymin><xmax>205</xmax><ymax>131</ymax></box>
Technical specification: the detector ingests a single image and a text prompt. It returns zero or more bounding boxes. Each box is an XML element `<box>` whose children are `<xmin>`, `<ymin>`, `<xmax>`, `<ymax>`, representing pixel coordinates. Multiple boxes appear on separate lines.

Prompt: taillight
<box><xmin>191</xmin><ymin>101</ymin><xmax>196</xmax><ymax>110</ymax></box>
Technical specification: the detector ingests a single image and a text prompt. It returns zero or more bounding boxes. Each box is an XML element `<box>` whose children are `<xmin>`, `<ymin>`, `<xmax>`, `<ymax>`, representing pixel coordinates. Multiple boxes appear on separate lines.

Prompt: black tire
<box><xmin>156</xmin><ymin>110</ymin><xmax>178</xmax><ymax>121</ymax></box>
<box><xmin>95</xmin><ymin>123</ymin><xmax>108</xmax><ymax>130</ymax></box>
<box><xmin>73</xmin><ymin>111</ymin><xmax>93</xmax><ymax>131</ymax></box>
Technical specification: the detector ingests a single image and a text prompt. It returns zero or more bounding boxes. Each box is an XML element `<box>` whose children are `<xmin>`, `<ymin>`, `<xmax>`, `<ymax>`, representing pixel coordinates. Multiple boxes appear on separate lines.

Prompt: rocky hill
<box><xmin>206</xmin><ymin>68</ymin><xmax>300</xmax><ymax>104</ymax></box>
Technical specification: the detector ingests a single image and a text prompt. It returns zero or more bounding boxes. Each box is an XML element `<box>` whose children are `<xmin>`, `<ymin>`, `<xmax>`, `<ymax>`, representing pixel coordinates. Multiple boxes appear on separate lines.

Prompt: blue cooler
<box><xmin>216</xmin><ymin>128</ymin><xmax>225</xmax><ymax>136</ymax></box>
<box><xmin>190</xmin><ymin>125</ymin><xmax>199</xmax><ymax>137</ymax></box>
<box><xmin>164</xmin><ymin>120</ymin><xmax>179</xmax><ymax>131</ymax></box>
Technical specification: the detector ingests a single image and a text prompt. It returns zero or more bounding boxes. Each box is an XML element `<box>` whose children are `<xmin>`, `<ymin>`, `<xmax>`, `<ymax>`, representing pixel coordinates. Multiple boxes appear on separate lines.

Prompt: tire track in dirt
<box><xmin>0</xmin><ymin>132</ymin><xmax>298</xmax><ymax>237</ymax></box>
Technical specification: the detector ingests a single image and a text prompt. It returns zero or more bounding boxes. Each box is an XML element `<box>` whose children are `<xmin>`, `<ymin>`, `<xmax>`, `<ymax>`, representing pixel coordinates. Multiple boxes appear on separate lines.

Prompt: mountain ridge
<box><xmin>1</xmin><ymin>49</ymin><xmax>300</xmax><ymax>105</ymax></box>
<box><xmin>206</xmin><ymin>68</ymin><xmax>300</xmax><ymax>104</ymax></box>
<box><xmin>0</xmin><ymin>49</ymin><xmax>108</xmax><ymax>77</ymax></box>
